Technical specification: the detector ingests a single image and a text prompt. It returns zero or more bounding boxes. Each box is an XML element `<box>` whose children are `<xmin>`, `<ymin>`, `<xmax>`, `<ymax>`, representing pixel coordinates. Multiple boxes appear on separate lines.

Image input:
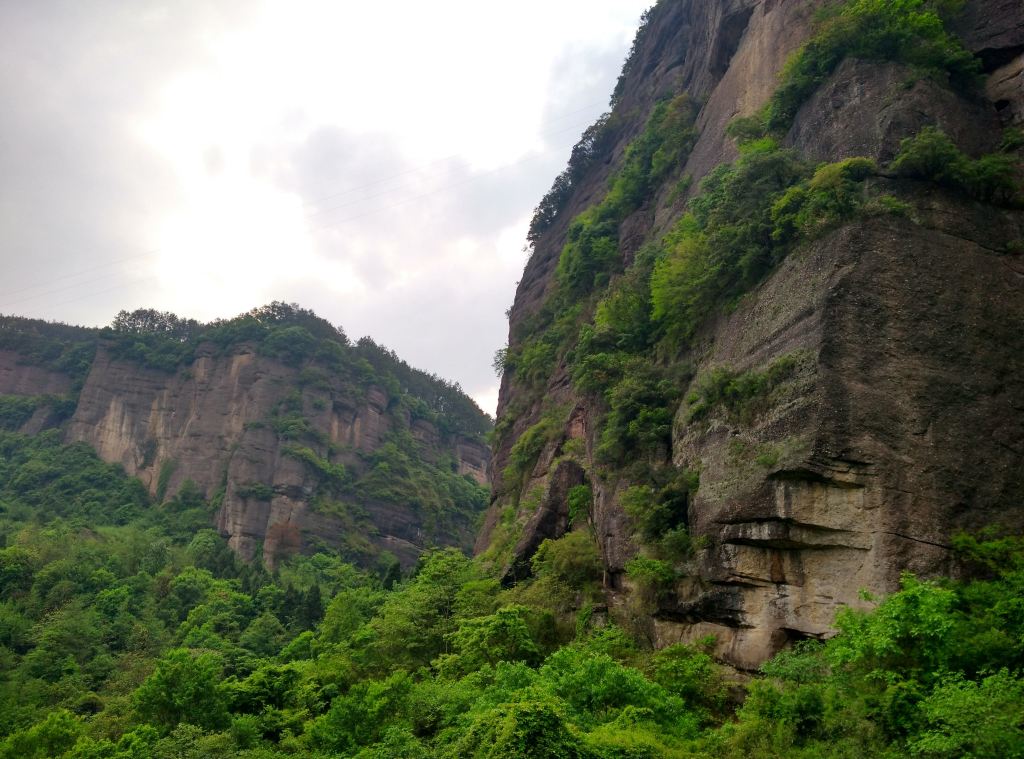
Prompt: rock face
<box><xmin>0</xmin><ymin>332</ymin><xmax>490</xmax><ymax>569</ymax></box>
<box><xmin>0</xmin><ymin>350</ymin><xmax>72</xmax><ymax>396</ymax></box>
<box><xmin>484</xmin><ymin>0</ymin><xmax>1024</xmax><ymax>669</ymax></box>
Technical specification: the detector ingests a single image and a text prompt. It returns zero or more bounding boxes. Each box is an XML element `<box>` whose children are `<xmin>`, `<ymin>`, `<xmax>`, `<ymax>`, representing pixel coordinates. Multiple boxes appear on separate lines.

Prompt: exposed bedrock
<box><xmin>484</xmin><ymin>0</ymin><xmax>1024</xmax><ymax>668</ymax></box>
<box><xmin>18</xmin><ymin>341</ymin><xmax>493</xmax><ymax>568</ymax></box>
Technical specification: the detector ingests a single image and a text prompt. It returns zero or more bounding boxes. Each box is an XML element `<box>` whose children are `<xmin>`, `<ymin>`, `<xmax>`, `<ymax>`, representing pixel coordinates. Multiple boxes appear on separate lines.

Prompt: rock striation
<box><xmin>483</xmin><ymin>0</ymin><xmax>1024</xmax><ymax>668</ymax></box>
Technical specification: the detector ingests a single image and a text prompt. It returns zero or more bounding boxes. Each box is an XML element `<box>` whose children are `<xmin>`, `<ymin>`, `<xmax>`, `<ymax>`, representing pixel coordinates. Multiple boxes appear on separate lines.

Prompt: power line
<box><xmin>33</xmin><ymin>274</ymin><xmax>160</xmax><ymax>312</ymax></box>
<box><xmin>0</xmin><ymin>251</ymin><xmax>160</xmax><ymax>299</ymax></box>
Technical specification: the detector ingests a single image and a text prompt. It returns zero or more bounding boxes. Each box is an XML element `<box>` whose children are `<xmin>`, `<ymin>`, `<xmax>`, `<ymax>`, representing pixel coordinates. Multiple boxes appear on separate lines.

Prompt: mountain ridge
<box><xmin>0</xmin><ymin>303</ymin><xmax>491</xmax><ymax>568</ymax></box>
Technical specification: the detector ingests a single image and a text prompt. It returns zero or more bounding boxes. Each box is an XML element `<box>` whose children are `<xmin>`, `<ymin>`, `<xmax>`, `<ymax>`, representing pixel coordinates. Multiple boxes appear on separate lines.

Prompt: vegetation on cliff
<box><xmin>2</xmin><ymin>0</ymin><xmax>1022</xmax><ymax>754</ymax></box>
<box><xmin>493</xmin><ymin>0</ymin><xmax>1022</xmax><ymax>576</ymax></box>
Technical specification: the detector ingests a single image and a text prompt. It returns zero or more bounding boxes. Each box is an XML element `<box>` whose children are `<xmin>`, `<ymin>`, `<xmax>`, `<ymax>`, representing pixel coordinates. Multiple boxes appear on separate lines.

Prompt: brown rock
<box><xmin>485</xmin><ymin>0</ymin><xmax>1024</xmax><ymax>669</ymax></box>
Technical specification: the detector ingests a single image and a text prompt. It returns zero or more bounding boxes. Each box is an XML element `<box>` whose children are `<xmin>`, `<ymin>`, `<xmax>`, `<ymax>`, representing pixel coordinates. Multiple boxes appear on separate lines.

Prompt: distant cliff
<box><xmin>0</xmin><ymin>304</ymin><xmax>491</xmax><ymax>568</ymax></box>
<box><xmin>482</xmin><ymin>0</ymin><xmax>1024</xmax><ymax>669</ymax></box>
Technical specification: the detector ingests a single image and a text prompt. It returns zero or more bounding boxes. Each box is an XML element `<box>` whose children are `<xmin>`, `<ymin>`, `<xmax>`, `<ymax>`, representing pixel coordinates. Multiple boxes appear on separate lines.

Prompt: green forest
<box><xmin>0</xmin><ymin>431</ymin><xmax>1022</xmax><ymax>758</ymax></box>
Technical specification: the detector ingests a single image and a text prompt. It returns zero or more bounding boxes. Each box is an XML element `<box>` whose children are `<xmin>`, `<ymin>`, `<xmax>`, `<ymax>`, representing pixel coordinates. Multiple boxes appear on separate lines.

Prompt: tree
<box><xmin>446</xmin><ymin>606</ymin><xmax>541</xmax><ymax>674</ymax></box>
<box><xmin>134</xmin><ymin>648</ymin><xmax>229</xmax><ymax>733</ymax></box>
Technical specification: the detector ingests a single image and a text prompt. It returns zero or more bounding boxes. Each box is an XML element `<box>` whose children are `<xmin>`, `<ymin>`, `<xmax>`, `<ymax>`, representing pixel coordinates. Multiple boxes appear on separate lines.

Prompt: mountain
<box><xmin>482</xmin><ymin>0</ymin><xmax>1024</xmax><ymax>669</ymax></box>
<box><xmin>0</xmin><ymin>302</ymin><xmax>491</xmax><ymax>568</ymax></box>
<box><xmin>2</xmin><ymin>2</ymin><xmax>1024</xmax><ymax>756</ymax></box>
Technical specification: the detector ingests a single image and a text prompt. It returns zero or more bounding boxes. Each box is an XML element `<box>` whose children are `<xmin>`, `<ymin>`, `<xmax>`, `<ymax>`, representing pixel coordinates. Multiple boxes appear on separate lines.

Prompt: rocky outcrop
<box><xmin>0</xmin><ymin>332</ymin><xmax>490</xmax><ymax>569</ymax></box>
<box><xmin>486</xmin><ymin>0</ymin><xmax>1024</xmax><ymax>669</ymax></box>
<box><xmin>61</xmin><ymin>341</ymin><xmax>489</xmax><ymax>567</ymax></box>
<box><xmin>655</xmin><ymin>195</ymin><xmax>1024</xmax><ymax>667</ymax></box>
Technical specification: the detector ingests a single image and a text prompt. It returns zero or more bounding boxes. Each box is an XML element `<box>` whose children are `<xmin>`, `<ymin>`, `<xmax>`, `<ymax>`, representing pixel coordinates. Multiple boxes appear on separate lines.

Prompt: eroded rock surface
<box><xmin>0</xmin><ymin>337</ymin><xmax>490</xmax><ymax>569</ymax></box>
<box><xmin>484</xmin><ymin>0</ymin><xmax>1024</xmax><ymax>668</ymax></box>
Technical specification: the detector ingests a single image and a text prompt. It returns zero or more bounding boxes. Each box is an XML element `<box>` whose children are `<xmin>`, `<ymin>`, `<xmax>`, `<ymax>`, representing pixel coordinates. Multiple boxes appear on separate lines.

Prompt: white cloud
<box><xmin>0</xmin><ymin>0</ymin><xmax>650</xmax><ymax>414</ymax></box>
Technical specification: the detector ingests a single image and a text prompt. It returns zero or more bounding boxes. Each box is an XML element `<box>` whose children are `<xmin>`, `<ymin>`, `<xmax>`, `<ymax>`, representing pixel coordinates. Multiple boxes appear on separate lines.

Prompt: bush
<box><xmin>529</xmin><ymin>113</ymin><xmax>620</xmax><ymax>245</ymax></box>
<box><xmin>566</xmin><ymin>485</ymin><xmax>592</xmax><ymax>527</ymax></box>
<box><xmin>596</xmin><ymin>366</ymin><xmax>681</xmax><ymax>466</ymax></box>
<box><xmin>447</xmin><ymin>606</ymin><xmax>542</xmax><ymax>673</ymax></box>
<box><xmin>650</xmin><ymin>147</ymin><xmax>810</xmax><ymax>343</ymax></box>
<box><xmin>907</xmin><ymin>670</ymin><xmax>1024</xmax><ymax>758</ymax></box>
<box><xmin>621</xmin><ymin>470</ymin><xmax>697</xmax><ymax>562</ymax></box>
<box><xmin>133</xmin><ymin>648</ymin><xmax>229</xmax><ymax>733</ymax></box>
<box><xmin>235</xmin><ymin>482</ymin><xmax>275</xmax><ymax>501</ymax></box>
<box><xmin>447</xmin><ymin>700</ymin><xmax>593</xmax><ymax>759</ymax></box>
<box><xmin>650</xmin><ymin>642</ymin><xmax>728</xmax><ymax>720</ymax></box>
<box><xmin>531</xmin><ymin>532</ymin><xmax>602</xmax><ymax>587</ymax></box>
<box><xmin>771</xmin><ymin>157</ymin><xmax>878</xmax><ymax>241</ymax></box>
<box><xmin>891</xmin><ymin>126</ymin><xmax>1022</xmax><ymax>205</ymax></box>
<box><xmin>732</xmin><ymin>0</ymin><xmax>979</xmax><ymax>140</ymax></box>
<box><xmin>504</xmin><ymin>413</ymin><xmax>563</xmax><ymax>488</ymax></box>
<box><xmin>624</xmin><ymin>557</ymin><xmax>675</xmax><ymax>608</ymax></box>
<box><xmin>554</xmin><ymin>96</ymin><xmax>697</xmax><ymax>299</ymax></box>
<box><xmin>0</xmin><ymin>395</ymin><xmax>40</xmax><ymax>431</ymax></box>
<box><xmin>686</xmin><ymin>354</ymin><xmax>799</xmax><ymax>424</ymax></box>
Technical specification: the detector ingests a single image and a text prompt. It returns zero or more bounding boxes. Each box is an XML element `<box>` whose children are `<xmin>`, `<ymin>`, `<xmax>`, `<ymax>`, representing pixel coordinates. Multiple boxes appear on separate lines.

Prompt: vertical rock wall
<box><xmin>485</xmin><ymin>0</ymin><xmax>1024</xmax><ymax>668</ymax></box>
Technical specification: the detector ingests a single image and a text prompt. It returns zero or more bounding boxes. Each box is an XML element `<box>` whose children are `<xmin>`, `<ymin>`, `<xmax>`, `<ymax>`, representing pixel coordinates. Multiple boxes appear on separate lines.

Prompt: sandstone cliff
<box><xmin>483</xmin><ymin>0</ymin><xmax>1024</xmax><ymax>669</ymax></box>
<box><xmin>0</xmin><ymin>308</ymin><xmax>491</xmax><ymax>568</ymax></box>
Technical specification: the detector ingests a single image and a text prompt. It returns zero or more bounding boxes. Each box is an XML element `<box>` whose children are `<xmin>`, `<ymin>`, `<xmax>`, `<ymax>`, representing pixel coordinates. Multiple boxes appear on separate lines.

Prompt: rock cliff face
<box><xmin>484</xmin><ymin>0</ymin><xmax>1024</xmax><ymax>669</ymax></box>
<box><xmin>0</xmin><ymin>315</ymin><xmax>490</xmax><ymax>569</ymax></box>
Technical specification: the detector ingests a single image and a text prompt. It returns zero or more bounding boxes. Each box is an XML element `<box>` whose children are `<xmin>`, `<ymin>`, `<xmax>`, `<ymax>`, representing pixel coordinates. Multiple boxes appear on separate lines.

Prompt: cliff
<box><xmin>483</xmin><ymin>0</ymin><xmax>1024</xmax><ymax>669</ymax></box>
<box><xmin>0</xmin><ymin>306</ymin><xmax>491</xmax><ymax>568</ymax></box>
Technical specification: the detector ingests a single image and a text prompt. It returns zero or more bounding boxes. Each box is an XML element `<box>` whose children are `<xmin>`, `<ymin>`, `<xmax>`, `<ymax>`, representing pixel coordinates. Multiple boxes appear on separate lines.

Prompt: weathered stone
<box><xmin>485</xmin><ymin>0</ymin><xmax>1024</xmax><ymax>669</ymax></box>
<box><xmin>0</xmin><ymin>339</ymin><xmax>492</xmax><ymax>569</ymax></box>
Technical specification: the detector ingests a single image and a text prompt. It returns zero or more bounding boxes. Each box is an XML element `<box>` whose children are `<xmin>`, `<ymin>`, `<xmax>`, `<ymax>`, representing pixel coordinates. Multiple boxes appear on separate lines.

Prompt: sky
<box><xmin>0</xmin><ymin>0</ymin><xmax>651</xmax><ymax>415</ymax></box>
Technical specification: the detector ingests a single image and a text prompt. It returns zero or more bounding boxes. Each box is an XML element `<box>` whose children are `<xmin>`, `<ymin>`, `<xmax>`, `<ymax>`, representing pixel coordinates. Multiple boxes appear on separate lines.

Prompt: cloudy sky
<box><xmin>0</xmin><ymin>0</ymin><xmax>650</xmax><ymax>414</ymax></box>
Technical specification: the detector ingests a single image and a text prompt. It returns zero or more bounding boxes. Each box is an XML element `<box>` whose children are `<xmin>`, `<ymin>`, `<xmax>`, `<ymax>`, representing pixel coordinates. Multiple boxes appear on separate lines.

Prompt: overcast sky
<box><xmin>0</xmin><ymin>0</ymin><xmax>650</xmax><ymax>414</ymax></box>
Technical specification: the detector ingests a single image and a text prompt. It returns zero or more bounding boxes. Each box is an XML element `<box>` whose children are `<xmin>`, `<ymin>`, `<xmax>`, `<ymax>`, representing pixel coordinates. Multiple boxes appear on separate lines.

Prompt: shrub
<box><xmin>650</xmin><ymin>642</ymin><xmax>728</xmax><ymax>719</ymax></box>
<box><xmin>891</xmin><ymin>126</ymin><xmax>1022</xmax><ymax>205</ymax></box>
<box><xmin>504</xmin><ymin>412</ymin><xmax>563</xmax><ymax>488</ymax></box>
<box><xmin>448</xmin><ymin>605</ymin><xmax>542</xmax><ymax>672</ymax></box>
<box><xmin>133</xmin><ymin>648</ymin><xmax>229</xmax><ymax>733</ymax></box>
<box><xmin>566</xmin><ymin>485</ymin><xmax>592</xmax><ymax>527</ymax></box>
<box><xmin>625</xmin><ymin>557</ymin><xmax>676</xmax><ymax>608</ymax></box>
<box><xmin>531</xmin><ymin>532</ymin><xmax>602</xmax><ymax>587</ymax></box>
<box><xmin>529</xmin><ymin>113</ymin><xmax>620</xmax><ymax>245</ymax></box>
<box><xmin>596</xmin><ymin>366</ymin><xmax>681</xmax><ymax>466</ymax></box>
<box><xmin>650</xmin><ymin>147</ymin><xmax>810</xmax><ymax>343</ymax></box>
<box><xmin>771</xmin><ymin>157</ymin><xmax>878</xmax><ymax>241</ymax></box>
<box><xmin>235</xmin><ymin>482</ymin><xmax>275</xmax><ymax>501</ymax></box>
<box><xmin>732</xmin><ymin>0</ymin><xmax>979</xmax><ymax>140</ymax></box>
<box><xmin>0</xmin><ymin>395</ymin><xmax>40</xmax><ymax>431</ymax></box>
<box><xmin>686</xmin><ymin>355</ymin><xmax>799</xmax><ymax>424</ymax></box>
<box><xmin>907</xmin><ymin>670</ymin><xmax>1024</xmax><ymax>758</ymax></box>
<box><xmin>282</xmin><ymin>445</ymin><xmax>349</xmax><ymax>490</ymax></box>
<box><xmin>554</xmin><ymin>96</ymin><xmax>698</xmax><ymax>299</ymax></box>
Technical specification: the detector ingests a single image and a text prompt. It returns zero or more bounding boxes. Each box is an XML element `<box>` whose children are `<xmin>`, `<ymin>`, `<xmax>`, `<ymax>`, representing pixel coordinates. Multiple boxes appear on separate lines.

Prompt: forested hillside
<box><xmin>0</xmin><ymin>302</ymin><xmax>491</xmax><ymax>567</ymax></box>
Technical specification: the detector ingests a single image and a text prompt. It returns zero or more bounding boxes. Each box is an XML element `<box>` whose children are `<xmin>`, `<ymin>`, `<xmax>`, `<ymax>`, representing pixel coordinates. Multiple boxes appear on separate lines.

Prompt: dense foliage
<box><xmin>1</xmin><ymin>430</ymin><xmax>1021</xmax><ymax>757</ymax></box>
<box><xmin>0</xmin><ymin>317</ymin><xmax>98</xmax><ymax>390</ymax></box>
